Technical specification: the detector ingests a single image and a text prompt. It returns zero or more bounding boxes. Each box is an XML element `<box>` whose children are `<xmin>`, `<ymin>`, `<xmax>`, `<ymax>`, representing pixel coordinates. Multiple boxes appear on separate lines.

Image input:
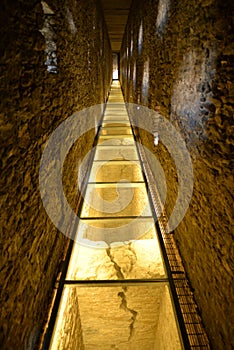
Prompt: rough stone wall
<box><xmin>121</xmin><ymin>0</ymin><xmax>234</xmax><ymax>348</ymax></box>
<box><xmin>50</xmin><ymin>287</ymin><xmax>84</xmax><ymax>350</ymax></box>
<box><xmin>0</xmin><ymin>0</ymin><xmax>112</xmax><ymax>349</ymax></box>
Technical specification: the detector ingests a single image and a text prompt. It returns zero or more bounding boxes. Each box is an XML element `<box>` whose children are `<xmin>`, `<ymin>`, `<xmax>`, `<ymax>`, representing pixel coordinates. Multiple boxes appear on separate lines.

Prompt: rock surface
<box><xmin>0</xmin><ymin>0</ymin><xmax>112</xmax><ymax>348</ymax></box>
<box><xmin>120</xmin><ymin>0</ymin><xmax>234</xmax><ymax>348</ymax></box>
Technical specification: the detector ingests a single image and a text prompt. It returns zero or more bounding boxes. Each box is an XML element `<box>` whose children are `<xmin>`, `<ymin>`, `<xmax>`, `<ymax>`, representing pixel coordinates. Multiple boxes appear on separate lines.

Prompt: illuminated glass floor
<box><xmin>48</xmin><ymin>81</ymin><xmax>185</xmax><ymax>350</ymax></box>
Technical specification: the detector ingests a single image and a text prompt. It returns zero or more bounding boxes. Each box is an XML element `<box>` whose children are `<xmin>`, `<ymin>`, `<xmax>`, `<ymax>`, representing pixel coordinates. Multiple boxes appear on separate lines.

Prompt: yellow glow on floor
<box><xmin>49</xmin><ymin>80</ymin><xmax>184</xmax><ymax>350</ymax></box>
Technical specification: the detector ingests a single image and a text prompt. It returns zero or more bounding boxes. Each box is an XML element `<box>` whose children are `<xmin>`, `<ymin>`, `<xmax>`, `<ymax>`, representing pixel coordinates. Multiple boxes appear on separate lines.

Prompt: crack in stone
<box><xmin>120</xmin><ymin>163</ymin><xmax>126</xmax><ymax>179</ymax></box>
<box><xmin>118</xmin><ymin>289</ymin><xmax>138</xmax><ymax>341</ymax></box>
<box><xmin>106</xmin><ymin>247</ymin><xmax>124</xmax><ymax>279</ymax></box>
<box><xmin>106</xmin><ymin>246</ymin><xmax>138</xmax><ymax>340</ymax></box>
<box><xmin>128</xmin><ymin>242</ymin><xmax>137</xmax><ymax>272</ymax></box>
<box><xmin>119</xmin><ymin>149</ymin><xmax>127</xmax><ymax>160</ymax></box>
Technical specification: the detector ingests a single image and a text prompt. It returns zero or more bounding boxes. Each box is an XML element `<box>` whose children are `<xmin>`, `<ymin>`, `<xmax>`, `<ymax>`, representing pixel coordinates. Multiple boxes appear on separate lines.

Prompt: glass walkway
<box><xmin>44</xmin><ymin>81</ymin><xmax>189</xmax><ymax>350</ymax></box>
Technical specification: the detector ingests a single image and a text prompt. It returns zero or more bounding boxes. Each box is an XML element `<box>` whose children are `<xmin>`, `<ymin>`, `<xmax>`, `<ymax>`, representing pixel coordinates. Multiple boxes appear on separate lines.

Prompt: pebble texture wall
<box><xmin>120</xmin><ymin>0</ymin><xmax>234</xmax><ymax>348</ymax></box>
<box><xmin>0</xmin><ymin>0</ymin><xmax>112</xmax><ymax>348</ymax></box>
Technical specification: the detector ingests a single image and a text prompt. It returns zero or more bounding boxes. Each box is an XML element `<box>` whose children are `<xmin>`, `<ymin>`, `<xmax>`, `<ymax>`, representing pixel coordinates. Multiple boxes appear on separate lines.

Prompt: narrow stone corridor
<box><xmin>47</xmin><ymin>81</ymin><xmax>185</xmax><ymax>349</ymax></box>
<box><xmin>0</xmin><ymin>0</ymin><xmax>233</xmax><ymax>349</ymax></box>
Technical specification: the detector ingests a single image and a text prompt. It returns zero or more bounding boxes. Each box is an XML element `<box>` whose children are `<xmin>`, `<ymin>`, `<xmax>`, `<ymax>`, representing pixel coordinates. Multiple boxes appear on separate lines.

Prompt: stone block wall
<box><xmin>0</xmin><ymin>0</ymin><xmax>112</xmax><ymax>349</ymax></box>
<box><xmin>120</xmin><ymin>0</ymin><xmax>234</xmax><ymax>348</ymax></box>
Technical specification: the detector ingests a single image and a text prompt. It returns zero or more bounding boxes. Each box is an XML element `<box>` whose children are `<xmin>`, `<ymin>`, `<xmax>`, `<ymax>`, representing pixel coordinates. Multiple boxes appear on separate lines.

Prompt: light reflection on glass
<box><xmin>50</xmin><ymin>283</ymin><xmax>183</xmax><ymax>350</ymax></box>
<box><xmin>97</xmin><ymin>135</ymin><xmax>135</xmax><ymax>146</ymax></box>
<box><xmin>93</xmin><ymin>146</ymin><xmax>138</xmax><ymax>161</ymax></box>
<box><xmin>49</xmin><ymin>80</ymin><xmax>184</xmax><ymax>350</ymax></box>
<box><xmin>89</xmin><ymin>161</ymin><xmax>143</xmax><ymax>183</ymax></box>
<box><xmin>100</xmin><ymin>127</ymin><xmax>133</xmax><ymax>135</ymax></box>
<box><xmin>80</xmin><ymin>183</ymin><xmax>152</xmax><ymax>218</ymax></box>
<box><xmin>66</xmin><ymin>217</ymin><xmax>167</xmax><ymax>280</ymax></box>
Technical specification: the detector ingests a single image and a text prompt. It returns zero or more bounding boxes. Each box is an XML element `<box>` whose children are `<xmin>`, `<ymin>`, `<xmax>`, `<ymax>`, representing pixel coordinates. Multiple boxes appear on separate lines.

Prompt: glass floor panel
<box><xmin>93</xmin><ymin>146</ymin><xmax>139</xmax><ymax>161</ymax></box>
<box><xmin>108</xmin><ymin>97</ymin><xmax>125</xmax><ymax>99</ymax></box>
<box><xmin>104</xmin><ymin>109</ymin><xmax>128</xmax><ymax>111</ymax></box>
<box><xmin>66</xmin><ymin>218</ymin><xmax>167</xmax><ymax>280</ymax></box>
<box><xmin>73</xmin><ymin>217</ymin><xmax>160</xmax><ymax>242</ymax></box>
<box><xmin>81</xmin><ymin>183</ymin><xmax>152</xmax><ymax>218</ymax></box>
<box><xmin>100</xmin><ymin>127</ymin><xmax>133</xmax><ymax>135</ymax></box>
<box><xmin>45</xmin><ymin>81</ymin><xmax>188</xmax><ymax>350</ymax></box>
<box><xmin>103</xmin><ymin>116</ymin><xmax>129</xmax><ymax>121</ymax></box>
<box><xmin>89</xmin><ymin>161</ymin><xmax>144</xmax><ymax>183</ymax></box>
<box><xmin>102</xmin><ymin>121</ymin><xmax>131</xmax><ymax>127</ymax></box>
<box><xmin>104</xmin><ymin>111</ymin><xmax>129</xmax><ymax>114</ymax></box>
<box><xmin>104</xmin><ymin>110</ymin><xmax>129</xmax><ymax>114</ymax></box>
<box><xmin>108</xmin><ymin>96</ymin><xmax>125</xmax><ymax>99</ymax></box>
<box><xmin>104</xmin><ymin>109</ymin><xmax>128</xmax><ymax>113</ymax></box>
<box><xmin>97</xmin><ymin>135</ymin><xmax>135</xmax><ymax>146</ymax></box>
<box><xmin>50</xmin><ymin>283</ymin><xmax>183</xmax><ymax>350</ymax></box>
<box><xmin>105</xmin><ymin>103</ymin><xmax>126</xmax><ymax>107</ymax></box>
<box><xmin>105</xmin><ymin>107</ymin><xmax>126</xmax><ymax>110</ymax></box>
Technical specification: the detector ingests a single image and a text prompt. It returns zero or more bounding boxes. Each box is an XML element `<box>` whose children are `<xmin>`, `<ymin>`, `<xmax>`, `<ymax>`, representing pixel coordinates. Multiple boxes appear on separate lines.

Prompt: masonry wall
<box><xmin>120</xmin><ymin>0</ymin><xmax>234</xmax><ymax>348</ymax></box>
<box><xmin>0</xmin><ymin>0</ymin><xmax>112</xmax><ymax>348</ymax></box>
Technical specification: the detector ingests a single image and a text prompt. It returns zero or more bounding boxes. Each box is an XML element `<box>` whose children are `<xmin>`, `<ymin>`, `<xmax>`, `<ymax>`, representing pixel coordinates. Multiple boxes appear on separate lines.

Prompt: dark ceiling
<box><xmin>100</xmin><ymin>0</ymin><xmax>132</xmax><ymax>52</ymax></box>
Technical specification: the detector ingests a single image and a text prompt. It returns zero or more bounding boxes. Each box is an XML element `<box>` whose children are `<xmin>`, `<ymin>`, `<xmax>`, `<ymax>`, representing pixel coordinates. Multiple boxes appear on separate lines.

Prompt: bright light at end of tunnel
<box><xmin>113</xmin><ymin>69</ymin><xmax>118</xmax><ymax>80</ymax></box>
